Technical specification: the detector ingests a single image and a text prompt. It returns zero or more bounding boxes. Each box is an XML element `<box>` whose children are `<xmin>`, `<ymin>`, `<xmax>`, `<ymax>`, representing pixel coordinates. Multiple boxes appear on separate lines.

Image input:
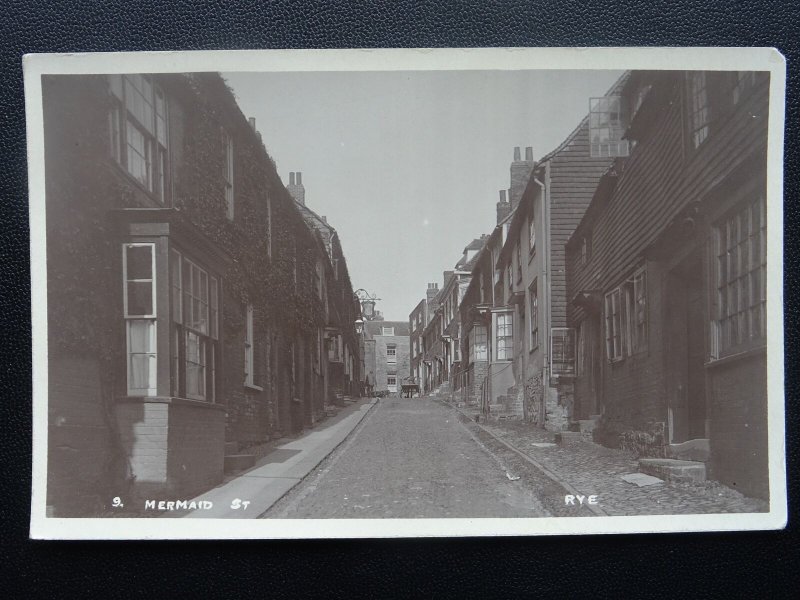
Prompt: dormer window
<box><xmin>589</xmin><ymin>95</ymin><xmax>630</xmax><ymax>158</ymax></box>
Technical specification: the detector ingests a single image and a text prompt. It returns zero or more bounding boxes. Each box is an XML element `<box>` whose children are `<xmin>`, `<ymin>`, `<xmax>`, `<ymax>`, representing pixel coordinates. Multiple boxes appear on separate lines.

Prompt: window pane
<box><xmin>126</xmin><ymin>245</ymin><xmax>152</xmax><ymax>280</ymax></box>
<box><xmin>129</xmin><ymin>319</ymin><xmax>153</xmax><ymax>352</ymax></box>
<box><xmin>127</xmin><ymin>281</ymin><xmax>153</xmax><ymax>316</ymax></box>
<box><xmin>128</xmin><ymin>320</ymin><xmax>156</xmax><ymax>394</ymax></box>
<box><xmin>171</xmin><ymin>250</ymin><xmax>182</xmax><ymax>323</ymax></box>
<box><xmin>126</xmin><ymin>121</ymin><xmax>150</xmax><ymax>188</ymax></box>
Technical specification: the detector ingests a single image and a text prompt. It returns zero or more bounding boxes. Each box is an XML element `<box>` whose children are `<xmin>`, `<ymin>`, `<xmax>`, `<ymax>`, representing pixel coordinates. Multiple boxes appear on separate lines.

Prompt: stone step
<box><xmin>224</xmin><ymin>453</ymin><xmax>256</xmax><ymax>474</ymax></box>
<box><xmin>555</xmin><ymin>431</ymin><xmax>588</xmax><ymax>446</ymax></box>
<box><xmin>666</xmin><ymin>438</ymin><xmax>710</xmax><ymax>463</ymax></box>
<box><xmin>224</xmin><ymin>441</ymin><xmax>239</xmax><ymax>455</ymax></box>
<box><xmin>638</xmin><ymin>458</ymin><xmax>706</xmax><ymax>483</ymax></box>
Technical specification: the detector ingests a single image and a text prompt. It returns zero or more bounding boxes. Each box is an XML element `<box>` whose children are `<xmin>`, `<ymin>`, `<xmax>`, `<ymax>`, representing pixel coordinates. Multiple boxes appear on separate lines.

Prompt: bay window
<box><xmin>495</xmin><ymin>312</ymin><xmax>513</xmax><ymax>361</ymax></box>
<box><xmin>171</xmin><ymin>249</ymin><xmax>219</xmax><ymax>401</ymax></box>
<box><xmin>123</xmin><ymin>243</ymin><xmax>157</xmax><ymax>395</ymax></box>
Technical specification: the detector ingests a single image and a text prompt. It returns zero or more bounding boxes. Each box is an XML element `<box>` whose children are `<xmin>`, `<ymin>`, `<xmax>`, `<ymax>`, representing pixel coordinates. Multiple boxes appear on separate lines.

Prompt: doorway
<box><xmin>665</xmin><ymin>253</ymin><xmax>708</xmax><ymax>443</ymax></box>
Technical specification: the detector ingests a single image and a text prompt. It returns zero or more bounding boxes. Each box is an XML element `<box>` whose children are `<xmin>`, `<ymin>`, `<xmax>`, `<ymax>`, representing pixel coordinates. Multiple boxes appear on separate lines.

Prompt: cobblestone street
<box><xmin>264</xmin><ymin>397</ymin><xmax>555</xmax><ymax>518</ymax></box>
<box><xmin>264</xmin><ymin>396</ymin><xmax>768</xmax><ymax>519</ymax></box>
<box><xmin>472</xmin><ymin>410</ymin><xmax>768</xmax><ymax>516</ymax></box>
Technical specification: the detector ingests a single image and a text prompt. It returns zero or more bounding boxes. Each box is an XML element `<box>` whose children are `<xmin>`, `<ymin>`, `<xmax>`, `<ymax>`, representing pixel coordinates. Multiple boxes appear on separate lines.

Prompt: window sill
<box><xmin>117</xmin><ymin>395</ymin><xmax>227</xmax><ymax>411</ymax></box>
<box><xmin>107</xmin><ymin>159</ymin><xmax>165</xmax><ymax>205</ymax></box>
<box><xmin>705</xmin><ymin>344</ymin><xmax>766</xmax><ymax>370</ymax></box>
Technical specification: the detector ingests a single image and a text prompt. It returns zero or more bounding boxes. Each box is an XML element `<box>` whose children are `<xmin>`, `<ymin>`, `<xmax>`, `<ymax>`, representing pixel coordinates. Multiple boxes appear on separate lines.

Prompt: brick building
<box><xmin>408</xmin><ymin>298</ymin><xmax>427</xmax><ymax>388</ymax></box>
<box><xmin>365</xmin><ymin>321</ymin><xmax>410</xmax><ymax>394</ymax></box>
<box><xmin>566</xmin><ymin>70</ymin><xmax>770</xmax><ymax>499</ymax></box>
<box><xmin>43</xmin><ymin>72</ymin><xmax>360</xmax><ymax>516</ymax></box>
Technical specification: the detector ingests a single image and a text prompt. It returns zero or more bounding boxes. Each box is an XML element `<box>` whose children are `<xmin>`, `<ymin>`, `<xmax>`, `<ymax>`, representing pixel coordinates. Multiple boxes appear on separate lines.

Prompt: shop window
<box><xmin>712</xmin><ymin>196</ymin><xmax>767</xmax><ymax>358</ymax></box>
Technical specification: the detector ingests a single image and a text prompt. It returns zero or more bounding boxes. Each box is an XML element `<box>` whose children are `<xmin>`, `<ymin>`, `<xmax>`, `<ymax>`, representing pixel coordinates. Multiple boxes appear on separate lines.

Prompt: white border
<box><xmin>25</xmin><ymin>47</ymin><xmax>787</xmax><ymax>540</ymax></box>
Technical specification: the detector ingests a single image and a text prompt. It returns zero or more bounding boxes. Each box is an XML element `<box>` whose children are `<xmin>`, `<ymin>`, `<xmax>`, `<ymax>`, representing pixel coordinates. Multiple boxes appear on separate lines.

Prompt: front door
<box><xmin>666</xmin><ymin>254</ymin><xmax>708</xmax><ymax>443</ymax></box>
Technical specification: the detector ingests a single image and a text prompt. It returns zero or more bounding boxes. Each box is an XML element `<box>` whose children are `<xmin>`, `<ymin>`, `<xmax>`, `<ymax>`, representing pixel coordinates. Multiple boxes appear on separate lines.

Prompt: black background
<box><xmin>1</xmin><ymin>1</ymin><xmax>798</xmax><ymax>597</ymax></box>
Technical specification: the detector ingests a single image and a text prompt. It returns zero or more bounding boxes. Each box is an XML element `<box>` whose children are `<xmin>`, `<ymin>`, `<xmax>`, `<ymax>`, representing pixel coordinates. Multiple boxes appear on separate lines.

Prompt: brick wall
<box><xmin>166</xmin><ymin>401</ymin><xmax>226</xmax><ymax>497</ymax></box>
<box><xmin>374</xmin><ymin>335</ymin><xmax>410</xmax><ymax>392</ymax></box>
<box><xmin>47</xmin><ymin>358</ymin><xmax>116</xmax><ymax>516</ymax></box>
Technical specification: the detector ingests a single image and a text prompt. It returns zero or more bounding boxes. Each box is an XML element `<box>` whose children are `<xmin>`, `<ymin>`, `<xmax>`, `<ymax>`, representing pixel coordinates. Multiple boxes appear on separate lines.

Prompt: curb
<box><xmin>436</xmin><ymin>397</ymin><xmax>609</xmax><ymax>517</ymax></box>
<box><xmin>254</xmin><ymin>398</ymin><xmax>379</xmax><ymax>518</ymax></box>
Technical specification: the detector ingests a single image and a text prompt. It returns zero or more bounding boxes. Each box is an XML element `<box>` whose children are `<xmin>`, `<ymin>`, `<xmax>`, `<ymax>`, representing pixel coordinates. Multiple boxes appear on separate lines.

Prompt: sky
<box><xmin>223</xmin><ymin>69</ymin><xmax>623</xmax><ymax>321</ymax></box>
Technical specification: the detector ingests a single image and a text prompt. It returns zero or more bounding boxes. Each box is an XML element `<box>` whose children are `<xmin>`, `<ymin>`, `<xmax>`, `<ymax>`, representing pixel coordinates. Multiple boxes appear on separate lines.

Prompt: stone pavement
<box><xmin>457</xmin><ymin>406</ymin><xmax>768</xmax><ymax>516</ymax></box>
<box><xmin>181</xmin><ymin>398</ymin><xmax>377</xmax><ymax>518</ymax></box>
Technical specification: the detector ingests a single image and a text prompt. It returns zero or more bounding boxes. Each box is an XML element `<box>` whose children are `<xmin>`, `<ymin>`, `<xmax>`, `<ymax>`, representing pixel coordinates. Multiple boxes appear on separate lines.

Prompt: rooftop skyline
<box><xmin>223</xmin><ymin>69</ymin><xmax>623</xmax><ymax>320</ymax></box>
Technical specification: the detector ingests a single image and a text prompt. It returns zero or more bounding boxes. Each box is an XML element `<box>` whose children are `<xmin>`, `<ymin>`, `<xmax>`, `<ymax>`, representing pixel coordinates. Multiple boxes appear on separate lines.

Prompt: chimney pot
<box><xmin>289</xmin><ymin>172</ymin><xmax>296</xmax><ymax>185</ymax></box>
<box><xmin>248</xmin><ymin>117</ymin><xmax>256</xmax><ymax>130</ymax></box>
<box><xmin>525</xmin><ymin>146</ymin><xmax>533</xmax><ymax>161</ymax></box>
<box><xmin>296</xmin><ymin>172</ymin><xmax>302</xmax><ymax>185</ymax></box>
<box><xmin>499</xmin><ymin>190</ymin><xmax>507</xmax><ymax>203</ymax></box>
<box><xmin>514</xmin><ymin>146</ymin><xmax>521</xmax><ymax>161</ymax></box>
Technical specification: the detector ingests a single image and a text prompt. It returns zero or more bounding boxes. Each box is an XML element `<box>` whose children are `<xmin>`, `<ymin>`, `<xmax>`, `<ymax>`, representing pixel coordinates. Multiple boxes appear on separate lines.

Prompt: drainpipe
<box><xmin>531</xmin><ymin>165</ymin><xmax>550</xmax><ymax>426</ymax></box>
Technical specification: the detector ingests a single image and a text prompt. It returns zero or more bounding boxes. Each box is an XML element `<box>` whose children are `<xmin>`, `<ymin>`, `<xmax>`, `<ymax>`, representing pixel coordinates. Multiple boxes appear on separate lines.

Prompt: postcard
<box><xmin>25</xmin><ymin>47</ymin><xmax>786</xmax><ymax>539</ymax></box>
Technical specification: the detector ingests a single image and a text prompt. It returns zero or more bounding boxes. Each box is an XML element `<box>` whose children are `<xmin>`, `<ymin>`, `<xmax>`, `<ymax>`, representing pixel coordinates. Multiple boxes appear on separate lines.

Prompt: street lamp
<box><xmin>354</xmin><ymin>317</ymin><xmax>364</xmax><ymax>334</ymax></box>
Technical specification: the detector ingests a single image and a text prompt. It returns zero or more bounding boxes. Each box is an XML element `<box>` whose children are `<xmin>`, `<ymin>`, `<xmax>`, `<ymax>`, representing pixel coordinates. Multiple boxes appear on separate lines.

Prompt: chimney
<box><xmin>509</xmin><ymin>145</ymin><xmax>535</xmax><ymax>211</ymax></box>
<box><xmin>496</xmin><ymin>189</ymin><xmax>511</xmax><ymax>224</ymax></box>
<box><xmin>321</xmin><ymin>216</ymin><xmax>327</xmax><ymax>223</ymax></box>
<box><xmin>443</xmin><ymin>270</ymin><xmax>454</xmax><ymax>283</ymax></box>
<box><xmin>426</xmin><ymin>282</ymin><xmax>439</xmax><ymax>304</ymax></box>
<box><xmin>248</xmin><ymin>117</ymin><xmax>257</xmax><ymax>130</ymax></box>
<box><xmin>287</xmin><ymin>171</ymin><xmax>306</xmax><ymax>206</ymax></box>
